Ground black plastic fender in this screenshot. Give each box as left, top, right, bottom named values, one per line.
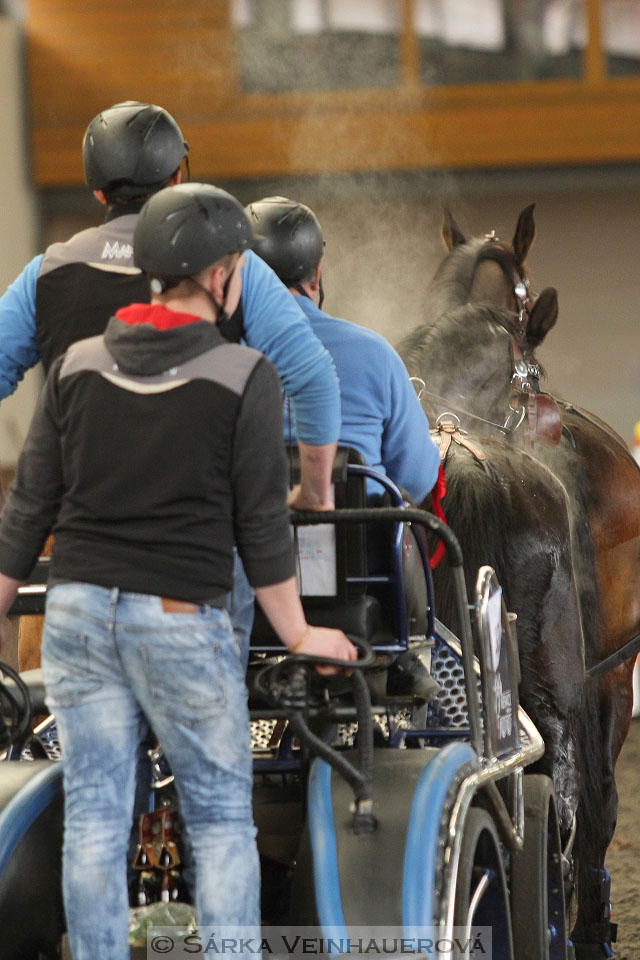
left=292, top=741, right=477, bottom=934
left=0, top=761, right=64, bottom=960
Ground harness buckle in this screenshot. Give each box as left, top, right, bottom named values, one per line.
left=503, top=405, right=526, bottom=432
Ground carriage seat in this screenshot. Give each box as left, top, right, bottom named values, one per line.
left=250, top=447, right=399, bottom=651
left=250, top=446, right=434, bottom=655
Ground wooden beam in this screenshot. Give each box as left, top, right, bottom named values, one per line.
left=584, top=0, right=606, bottom=86
left=399, top=0, right=420, bottom=90
left=30, top=80, right=640, bottom=186
left=25, top=0, right=640, bottom=186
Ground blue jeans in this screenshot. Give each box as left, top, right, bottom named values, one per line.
left=133, top=551, right=255, bottom=903
left=227, top=549, right=255, bottom=670
left=41, top=582, right=259, bottom=960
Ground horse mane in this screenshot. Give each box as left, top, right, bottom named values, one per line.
left=430, top=437, right=586, bottom=626
left=398, top=301, right=517, bottom=384
left=398, top=235, right=546, bottom=390
left=432, top=429, right=605, bottom=938
left=426, top=237, right=487, bottom=316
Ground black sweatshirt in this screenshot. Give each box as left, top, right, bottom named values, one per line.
left=0, top=303, right=295, bottom=603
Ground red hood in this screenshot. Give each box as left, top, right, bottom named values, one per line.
left=115, top=303, right=202, bottom=331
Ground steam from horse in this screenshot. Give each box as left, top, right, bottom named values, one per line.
left=398, top=205, right=639, bottom=953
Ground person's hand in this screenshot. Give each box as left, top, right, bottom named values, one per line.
left=287, top=485, right=334, bottom=512
left=292, top=626, right=358, bottom=675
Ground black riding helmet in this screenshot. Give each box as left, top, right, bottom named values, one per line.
left=82, top=101, right=189, bottom=200
left=134, top=183, right=255, bottom=279
left=245, top=196, right=324, bottom=284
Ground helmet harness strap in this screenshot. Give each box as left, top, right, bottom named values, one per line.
left=290, top=274, right=325, bottom=310
left=189, top=254, right=240, bottom=331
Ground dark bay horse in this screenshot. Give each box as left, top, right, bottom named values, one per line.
left=399, top=205, right=639, bottom=957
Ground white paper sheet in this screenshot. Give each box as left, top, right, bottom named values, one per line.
left=487, top=587, right=503, bottom=672
left=295, top=524, right=338, bottom=597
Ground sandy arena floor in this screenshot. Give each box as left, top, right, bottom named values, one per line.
left=604, top=717, right=640, bottom=959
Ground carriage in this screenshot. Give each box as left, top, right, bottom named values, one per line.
left=0, top=449, right=568, bottom=960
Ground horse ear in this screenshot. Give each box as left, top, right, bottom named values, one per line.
left=442, top=208, right=466, bottom=251
left=512, top=203, right=536, bottom=264
left=526, top=286, right=558, bottom=348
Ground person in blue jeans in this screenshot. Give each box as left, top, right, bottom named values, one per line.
left=245, top=196, right=440, bottom=506
left=0, top=102, right=341, bottom=669
left=0, top=183, right=356, bottom=960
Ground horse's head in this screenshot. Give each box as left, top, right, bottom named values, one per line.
left=400, top=204, right=560, bottom=442
left=441, top=203, right=559, bottom=351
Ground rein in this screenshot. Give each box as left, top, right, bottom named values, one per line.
left=586, top=631, right=640, bottom=680
left=417, top=387, right=512, bottom=437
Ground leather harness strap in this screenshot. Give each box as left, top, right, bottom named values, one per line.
left=480, top=240, right=564, bottom=449
left=433, top=418, right=488, bottom=464
left=509, top=338, right=563, bottom=448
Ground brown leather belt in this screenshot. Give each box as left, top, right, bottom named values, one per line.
left=160, top=597, right=199, bottom=614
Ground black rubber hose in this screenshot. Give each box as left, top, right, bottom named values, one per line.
left=290, top=506, right=464, bottom=568
left=350, top=670, right=374, bottom=802
left=255, top=643, right=375, bottom=804
left=288, top=712, right=367, bottom=800
left=0, top=661, right=32, bottom=750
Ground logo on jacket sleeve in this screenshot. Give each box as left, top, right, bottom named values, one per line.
left=101, top=240, right=134, bottom=261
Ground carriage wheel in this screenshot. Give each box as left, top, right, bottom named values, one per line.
left=454, top=807, right=514, bottom=960
left=510, top=775, right=567, bottom=960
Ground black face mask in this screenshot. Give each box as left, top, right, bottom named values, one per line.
left=218, top=299, right=245, bottom=343
left=189, top=256, right=246, bottom=342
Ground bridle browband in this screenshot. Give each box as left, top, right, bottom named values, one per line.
left=479, top=231, right=536, bottom=326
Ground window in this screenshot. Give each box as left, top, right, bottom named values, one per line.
left=604, top=0, right=640, bottom=76
left=232, top=0, right=401, bottom=92
left=414, top=0, right=587, bottom=85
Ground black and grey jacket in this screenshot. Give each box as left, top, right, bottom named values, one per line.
left=0, top=303, right=294, bottom=603
left=35, top=204, right=150, bottom=374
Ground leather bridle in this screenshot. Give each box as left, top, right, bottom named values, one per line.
left=474, top=235, right=562, bottom=446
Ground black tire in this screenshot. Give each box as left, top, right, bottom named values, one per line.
left=511, top=774, right=567, bottom=960
left=454, top=807, right=514, bottom=960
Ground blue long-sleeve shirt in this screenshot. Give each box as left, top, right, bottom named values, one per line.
left=0, top=254, right=42, bottom=398
left=240, top=252, right=340, bottom=444
left=284, top=296, right=440, bottom=504
left=0, top=239, right=341, bottom=447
